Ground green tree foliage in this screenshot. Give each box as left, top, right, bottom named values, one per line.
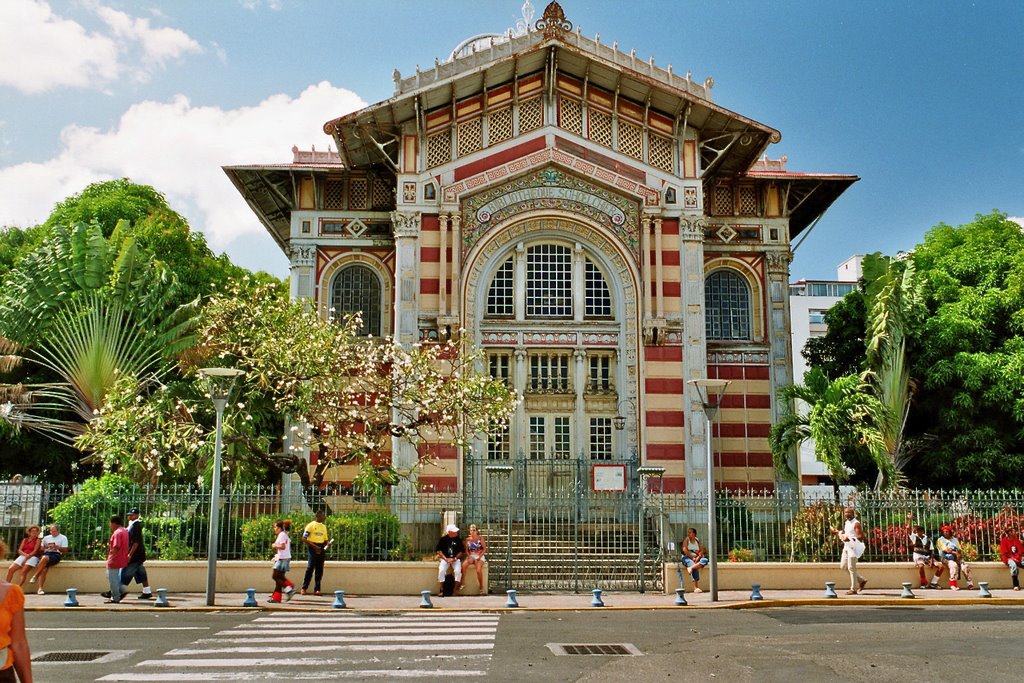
left=44, top=179, right=168, bottom=237
left=802, top=290, right=867, bottom=379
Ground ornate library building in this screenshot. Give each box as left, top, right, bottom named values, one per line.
left=226, top=2, right=856, bottom=496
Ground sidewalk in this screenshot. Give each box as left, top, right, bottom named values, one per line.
left=23, top=586, right=1024, bottom=611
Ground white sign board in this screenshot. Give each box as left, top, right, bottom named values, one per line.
left=592, top=464, right=626, bottom=493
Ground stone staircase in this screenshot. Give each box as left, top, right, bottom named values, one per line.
left=481, top=520, right=663, bottom=591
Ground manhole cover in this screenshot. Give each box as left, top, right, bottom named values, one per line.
left=35, top=652, right=110, bottom=663
left=547, top=643, right=641, bottom=656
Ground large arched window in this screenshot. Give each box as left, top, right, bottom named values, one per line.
left=330, top=265, right=382, bottom=336
left=526, top=244, right=573, bottom=318
left=705, top=269, right=751, bottom=340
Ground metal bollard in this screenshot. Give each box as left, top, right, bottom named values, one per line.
left=900, top=582, right=916, bottom=599
left=750, top=584, right=764, bottom=601
left=419, top=590, right=434, bottom=608
left=824, top=582, right=838, bottom=599
left=154, top=588, right=170, bottom=607
left=63, top=588, right=79, bottom=607
left=332, top=590, right=347, bottom=609
left=979, top=582, right=992, bottom=598
left=590, top=588, right=604, bottom=607
left=243, top=588, right=258, bottom=607
left=505, top=589, right=519, bottom=608
left=674, top=588, right=688, bottom=606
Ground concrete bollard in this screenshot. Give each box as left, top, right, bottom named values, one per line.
left=674, top=588, right=688, bottom=606
left=979, top=582, right=992, bottom=598
left=505, top=589, right=519, bottom=608
left=243, top=588, right=258, bottom=607
left=63, top=588, right=79, bottom=607
left=900, top=582, right=916, bottom=599
left=590, top=588, right=604, bottom=607
left=154, top=588, right=170, bottom=607
left=824, top=582, right=838, bottom=599
left=750, top=584, right=764, bottom=601
left=332, top=590, right=347, bottom=609
left=419, top=590, right=434, bottom=608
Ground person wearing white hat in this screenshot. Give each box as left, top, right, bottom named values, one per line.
left=435, top=524, right=465, bottom=595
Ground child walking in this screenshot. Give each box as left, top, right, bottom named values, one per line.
left=268, top=520, right=295, bottom=604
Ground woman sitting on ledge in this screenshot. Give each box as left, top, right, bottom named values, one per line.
left=681, top=527, right=710, bottom=593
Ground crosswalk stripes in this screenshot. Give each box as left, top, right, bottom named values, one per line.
left=96, top=612, right=500, bottom=681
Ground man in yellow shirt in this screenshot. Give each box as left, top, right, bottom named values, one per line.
left=300, top=510, right=329, bottom=596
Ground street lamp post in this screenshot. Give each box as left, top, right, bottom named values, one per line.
left=688, top=378, right=731, bottom=602
left=199, top=367, right=245, bottom=607
left=485, top=464, right=514, bottom=591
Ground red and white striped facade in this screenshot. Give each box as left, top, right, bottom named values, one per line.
left=225, top=2, right=856, bottom=496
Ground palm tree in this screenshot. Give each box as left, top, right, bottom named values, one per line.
left=0, top=336, right=82, bottom=443
left=0, top=221, right=197, bottom=428
left=861, top=254, right=925, bottom=488
left=770, top=368, right=895, bottom=497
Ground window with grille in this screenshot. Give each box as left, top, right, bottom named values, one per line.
left=558, top=96, right=583, bottom=136
left=618, top=120, right=643, bottom=160
left=330, top=265, right=382, bottom=336
left=553, top=416, right=571, bottom=459
left=426, top=130, right=452, bottom=168
left=648, top=133, right=674, bottom=173
left=488, top=352, right=511, bottom=386
left=323, top=178, right=344, bottom=210
left=585, top=259, right=612, bottom=318
left=587, top=354, right=613, bottom=393
left=486, top=258, right=514, bottom=317
left=526, top=244, right=572, bottom=318
left=738, top=186, right=758, bottom=215
left=713, top=185, right=733, bottom=216
left=590, top=418, right=613, bottom=460
left=457, top=117, right=483, bottom=157
left=371, top=178, right=393, bottom=210
left=488, top=107, right=513, bottom=146
left=588, top=108, right=613, bottom=148
left=519, top=97, right=543, bottom=133
left=529, top=417, right=545, bottom=459
left=348, top=178, right=368, bottom=210
left=705, top=270, right=751, bottom=341
left=529, top=353, right=570, bottom=393
left=487, top=426, right=510, bottom=459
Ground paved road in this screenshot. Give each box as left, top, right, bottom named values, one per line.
left=25, top=605, right=1024, bottom=681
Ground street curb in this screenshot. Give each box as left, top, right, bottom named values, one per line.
left=26, top=597, right=1024, bottom=613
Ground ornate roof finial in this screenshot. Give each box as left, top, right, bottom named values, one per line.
left=535, top=1, right=572, bottom=39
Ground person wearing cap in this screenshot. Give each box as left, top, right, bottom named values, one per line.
left=435, top=524, right=466, bottom=595
left=936, top=526, right=975, bottom=591
left=120, top=508, right=152, bottom=600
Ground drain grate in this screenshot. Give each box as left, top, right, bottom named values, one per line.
left=548, top=643, right=641, bottom=656
left=35, top=651, right=110, bottom=663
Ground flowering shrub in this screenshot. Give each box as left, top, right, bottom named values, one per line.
left=728, top=547, right=755, bottom=562
left=784, top=501, right=842, bottom=562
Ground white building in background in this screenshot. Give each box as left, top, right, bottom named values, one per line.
left=789, top=255, right=862, bottom=487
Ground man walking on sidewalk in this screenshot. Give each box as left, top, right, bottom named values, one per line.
left=121, top=508, right=152, bottom=600
left=105, top=516, right=129, bottom=604
left=301, top=510, right=329, bottom=596
left=831, top=507, right=867, bottom=595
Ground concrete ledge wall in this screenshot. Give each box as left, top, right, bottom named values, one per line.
left=664, top=562, right=1016, bottom=592
left=33, top=561, right=487, bottom=595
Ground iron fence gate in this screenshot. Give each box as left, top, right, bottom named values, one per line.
left=464, top=456, right=664, bottom=592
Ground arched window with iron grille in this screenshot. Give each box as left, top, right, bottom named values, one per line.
left=705, top=269, right=751, bottom=341
left=330, top=264, right=382, bottom=336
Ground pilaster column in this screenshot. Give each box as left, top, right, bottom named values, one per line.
left=680, top=218, right=709, bottom=496
left=287, top=243, right=316, bottom=304
left=438, top=214, right=449, bottom=317
left=513, top=347, right=528, bottom=458
left=451, top=213, right=462, bottom=320
left=765, top=249, right=796, bottom=492
left=390, top=210, right=422, bottom=497
left=641, top=216, right=652, bottom=321
left=654, top=217, right=665, bottom=320
left=573, top=347, right=587, bottom=457
left=572, top=243, right=585, bottom=323
left=514, top=242, right=527, bottom=322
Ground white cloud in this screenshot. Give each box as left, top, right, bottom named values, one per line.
left=0, top=82, right=366, bottom=251
left=0, top=0, right=201, bottom=94
left=239, top=0, right=284, bottom=10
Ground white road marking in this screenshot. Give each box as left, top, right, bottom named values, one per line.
left=138, top=657, right=483, bottom=667
left=30, top=627, right=209, bottom=631
left=219, top=627, right=496, bottom=635
left=167, top=646, right=490, bottom=657
left=99, top=670, right=488, bottom=680
left=219, top=629, right=496, bottom=638
left=188, top=642, right=495, bottom=650
left=250, top=618, right=498, bottom=626
left=202, top=634, right=493, bottom=643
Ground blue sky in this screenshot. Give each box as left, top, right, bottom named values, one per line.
left=1, top=0, right=1021, bottom=280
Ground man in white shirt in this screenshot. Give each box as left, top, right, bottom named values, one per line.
left=831, top=507, right=867, bottom=595
left=29, top=524, right=69, bottom=595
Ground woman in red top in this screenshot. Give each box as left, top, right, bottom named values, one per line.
left=999, top=529, right=1024, bottom=591
left=4, top=526, right=41, bottom=586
